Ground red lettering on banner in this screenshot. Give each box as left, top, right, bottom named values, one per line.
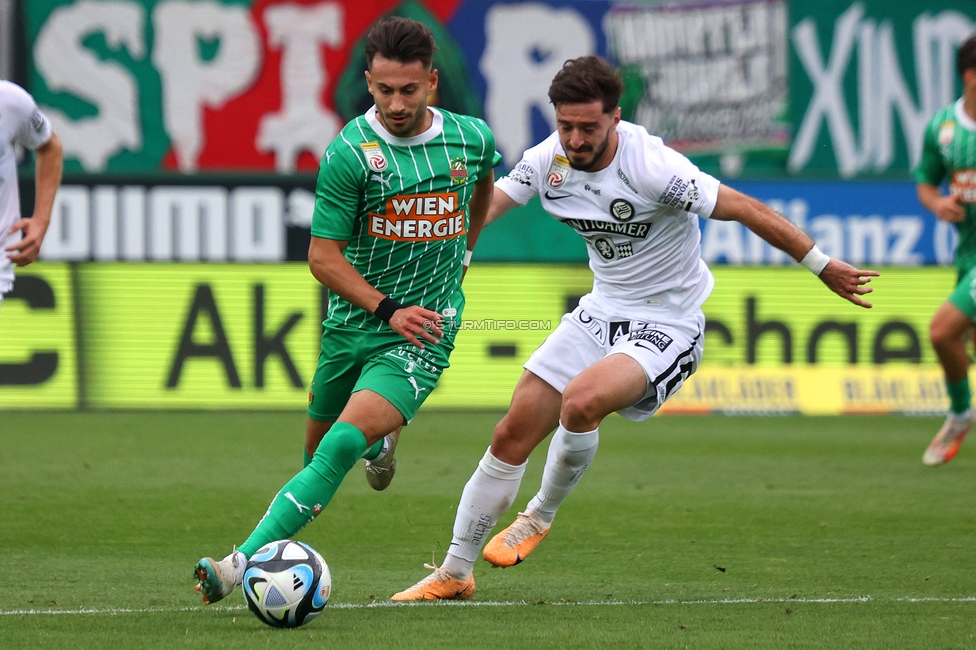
left=162, top=0, right=461, bottom=172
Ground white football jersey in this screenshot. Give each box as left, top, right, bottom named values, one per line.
left=0, top=81, right=52, bottom=294
left=496, top=120, right=720, bottom=319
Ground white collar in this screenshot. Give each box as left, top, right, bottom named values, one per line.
left=365, top=105, right=444, bottom=145
left=954, top=98, right=976, bottom=132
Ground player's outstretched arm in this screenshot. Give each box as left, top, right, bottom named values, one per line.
left=710, top=184, right=879, bottom=308
left=6, top=132, right=62, bottom=267
left=308, top=236, right=443, bottom=349
left=484, top=185, right=520, bottom=228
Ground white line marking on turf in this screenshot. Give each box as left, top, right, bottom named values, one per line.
left=2, top=595, right=975, bottom=616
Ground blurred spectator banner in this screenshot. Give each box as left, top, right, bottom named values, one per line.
left=22, top=0, right=976, bottom=179
left=0, top=264, right=959, bottom=412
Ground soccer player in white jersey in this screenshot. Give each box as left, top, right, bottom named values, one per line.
left=0, top=80, right=62, bottom=306
left=393, top=56, right=878, bottom=601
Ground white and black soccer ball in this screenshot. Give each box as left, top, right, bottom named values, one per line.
left=242, top=540, right=331, bottom=628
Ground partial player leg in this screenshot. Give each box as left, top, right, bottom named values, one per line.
left=194, top=390, right=403, bottom=605
left=925, top=299, right=974, bottom=465
left=391, top=371, right=561, bottom=600
left=236, top=389, right=403, bottom=554
left=363, top=426, right=401, bottom=490
left=484, top=354, right=647, bottom=568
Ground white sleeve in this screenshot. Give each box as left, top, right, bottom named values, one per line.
left=2, top=82, right=52, bottom=150
left=644, top=142, right=721, bottom=219
left=494, top=148, right=543, bottom=206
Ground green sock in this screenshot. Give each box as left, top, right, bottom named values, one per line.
left=363, top=437, right=385, bottom=461
left=238, top=422, right=368, bottom=557
left=303, top=450, right=312, bottom=468
left=947, top=377, right=972, bottom=415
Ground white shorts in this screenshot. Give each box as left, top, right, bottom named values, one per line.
left=524, top=305, right=705, bottom=421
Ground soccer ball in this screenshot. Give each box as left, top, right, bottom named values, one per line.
left=242, top=540, right=331, bottom=628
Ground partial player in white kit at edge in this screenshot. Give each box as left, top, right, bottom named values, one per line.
left=0, top=80, right=62, bottom=306
left=392, top=56, right=879, bottom=601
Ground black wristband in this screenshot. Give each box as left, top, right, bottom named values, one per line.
left=374, top=297, right=405, bottom=323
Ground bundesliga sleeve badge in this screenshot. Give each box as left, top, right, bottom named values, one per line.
left=546, top=154, right=571, bottom=189
left=360, top=141, right=388, bottom=172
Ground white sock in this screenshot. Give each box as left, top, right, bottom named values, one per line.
left=441, top=448, right=526, bottom=578
left=526, top=422, right=599, bottom=525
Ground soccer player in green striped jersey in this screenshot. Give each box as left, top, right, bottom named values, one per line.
left=918, top=34, right=976, bottom=466
left=193, top=17, right=500, bottom=605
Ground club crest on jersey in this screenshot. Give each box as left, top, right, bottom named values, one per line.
left=938, top=121, right=956, bottom=148
left=593, top=236, right=617, bottom=261
left=546, top=154, right=571, bottom=189
left=450, top=157, right=468, bottom=185
left=360, top=141, right=388, bottom=172
left=369, top=192, right=466, bottom=241
left=609, top=199, right=635, bottom=222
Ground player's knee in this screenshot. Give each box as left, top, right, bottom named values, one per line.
left=930, top=318, right=956, bottom=349
left=559, top=385, right=603, bottom=431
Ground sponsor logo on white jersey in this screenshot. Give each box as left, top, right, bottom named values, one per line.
left=508, top=161, right=534, bottom=186
left=629, top=328, right=674, bottom=351
left=659, top=175, right=700, bottom=211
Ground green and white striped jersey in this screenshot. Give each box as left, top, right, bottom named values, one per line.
left=916, top=99, right=976, bottom=273
left=312, top=106, right=500, bottom=329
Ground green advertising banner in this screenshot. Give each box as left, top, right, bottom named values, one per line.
left=786, top=0, right=974, bottom=178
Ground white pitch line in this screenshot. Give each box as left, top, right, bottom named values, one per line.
left=3, top=595, right=976, bottom=616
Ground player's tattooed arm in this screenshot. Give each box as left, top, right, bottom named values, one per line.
left=711, top=184, right=879, bottom=309
left=308, top=236, right=443, bottom=348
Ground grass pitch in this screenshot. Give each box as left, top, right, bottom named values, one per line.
left=1, top=411, right=975, bottom=648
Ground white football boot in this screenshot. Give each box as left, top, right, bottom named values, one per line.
left=364, top=428, right=401, bottom=491
left=923, top=410, right=974, bottom=466
left=194, top=549, right=246, bottom=605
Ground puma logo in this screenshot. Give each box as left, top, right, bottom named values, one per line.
left=284, top=492, right=311, bottom=516
left=407, top=376, right=426, bottom=400
left=372, top=173, right=393, bottom=190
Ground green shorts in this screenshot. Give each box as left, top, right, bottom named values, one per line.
left=949, top=267, right=976, bottom=320
left=307, top=296, right=463, bottom=423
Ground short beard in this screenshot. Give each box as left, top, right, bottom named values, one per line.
left=568, top=131, right=611, bottom=171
